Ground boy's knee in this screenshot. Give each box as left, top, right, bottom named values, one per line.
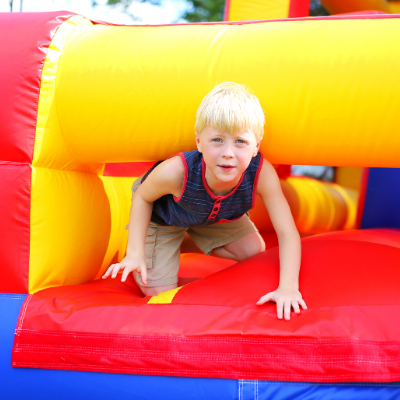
left=236, top=234, right=265, bottom=261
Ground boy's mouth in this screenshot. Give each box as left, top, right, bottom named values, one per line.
left=218, top=165, right=234, bottom=171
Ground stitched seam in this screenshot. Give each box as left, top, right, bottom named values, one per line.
left=15, top=329, right=400, bottom=346
left=0, top=295, right=26, bottom=299
left=13, top=346, right=400, bottom=362
left=11, top=362, right=400, bottom=380
left=17, top=295, right=32, bottom=330
left=13, top=352, right=400, bottom=364
left=0, top=161, right=31, bottom=166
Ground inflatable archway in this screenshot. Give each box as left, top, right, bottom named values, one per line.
left=1, top=10, right=400, bottom=400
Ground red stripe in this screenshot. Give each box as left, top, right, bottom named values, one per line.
left=275, top=164, right=291, bottom=179
left=103, top=162, right=156, bottom=177
left=288, top=0, right=310, bottom=18
left=223, top=0, right=231, bottom=21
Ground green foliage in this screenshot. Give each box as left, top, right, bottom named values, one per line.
left=181, top=0, right=225, bottom=22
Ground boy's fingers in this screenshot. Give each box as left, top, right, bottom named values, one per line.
left=284, top=302, right=291, bottom=320
left=103, top=265, right=112, bottom=278
left=102, top=265, right=115, bottom=278
left=292, top=301, right=301, bottom=314
left=276, top=301, right=284, bottom=319
left=111, top=264, right=121, bottom=278
left=299, top=299, right=308, bottom=310
left=257, top=293, right=273, bottom=305
left=140, top=264, right=147, bottom=285
left=121, top=266, right=131, bottom=282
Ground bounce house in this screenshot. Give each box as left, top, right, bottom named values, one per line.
left=1, top=1, right=400, bottom=399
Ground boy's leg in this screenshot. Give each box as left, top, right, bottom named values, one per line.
left=210, top=231, right=265, bottom=261
left=132, top=222, right=187, bottom=296
left=188, top=213, right=265, bottom=261
left=128, top=176, right=186, bottom=296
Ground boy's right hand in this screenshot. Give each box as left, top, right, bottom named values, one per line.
left=102, top=255, right=148, bottom=285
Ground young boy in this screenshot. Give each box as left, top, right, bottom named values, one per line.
left=103, top=82, right=306, bottom=320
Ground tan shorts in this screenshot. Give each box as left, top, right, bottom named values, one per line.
left=129, top=176, right=258, bottom=287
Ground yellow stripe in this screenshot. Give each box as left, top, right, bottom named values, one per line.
left=147, top=286, right=184, bottom=304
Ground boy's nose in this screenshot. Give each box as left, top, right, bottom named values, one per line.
left=222, top=145, right=234, bottom=158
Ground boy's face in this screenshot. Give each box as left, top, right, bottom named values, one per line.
left=195, top=127, right=261, bottom=186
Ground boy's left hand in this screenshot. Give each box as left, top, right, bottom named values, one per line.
left=256, top=287, right=307, bottom=320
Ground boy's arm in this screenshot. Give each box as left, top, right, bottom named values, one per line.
left=255, top=159, right=307, bottom=320
left=102, top=156, right=185, bottom=284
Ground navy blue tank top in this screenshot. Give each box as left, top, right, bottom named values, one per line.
left=141, top=150, right=263, bottom=228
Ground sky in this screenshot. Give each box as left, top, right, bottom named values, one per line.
left=1, top=0, right=189, bottom=24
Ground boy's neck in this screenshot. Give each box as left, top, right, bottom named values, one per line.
left=204, top=167, right=242, bottom=197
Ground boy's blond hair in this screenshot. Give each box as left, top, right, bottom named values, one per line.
left=195, top=82, right=265, bottom=141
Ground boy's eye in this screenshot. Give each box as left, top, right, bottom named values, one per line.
left=236, top=139, right=246, bottom=144
left=212, top=138, right=223, bottom=143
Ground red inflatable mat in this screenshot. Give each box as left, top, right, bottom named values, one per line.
left=12, top=229, right=400, bottom=382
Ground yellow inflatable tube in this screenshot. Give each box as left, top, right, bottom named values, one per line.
left=250, top=178, right=358, bottom=234
left=56, top=18, right=400, bottom=167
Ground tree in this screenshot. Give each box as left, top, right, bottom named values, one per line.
left=181, top=0, right=224, bottom=22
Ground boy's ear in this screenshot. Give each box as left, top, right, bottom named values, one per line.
left=253, top=139, right=261, bottom=157
left=195, top=131, right=202, bottom=153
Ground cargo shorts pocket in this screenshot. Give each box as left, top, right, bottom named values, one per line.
left=144, top=226, right=157, bottom=270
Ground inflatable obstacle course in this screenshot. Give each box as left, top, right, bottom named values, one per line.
left=1, top=8, right=400, bottom=400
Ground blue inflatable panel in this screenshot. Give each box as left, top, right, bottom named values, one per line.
left=361, top=167, right=400, bottom=229
left=239, top=380, right=400, bottom=400
left=0, top=294, right=236, bottom=400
